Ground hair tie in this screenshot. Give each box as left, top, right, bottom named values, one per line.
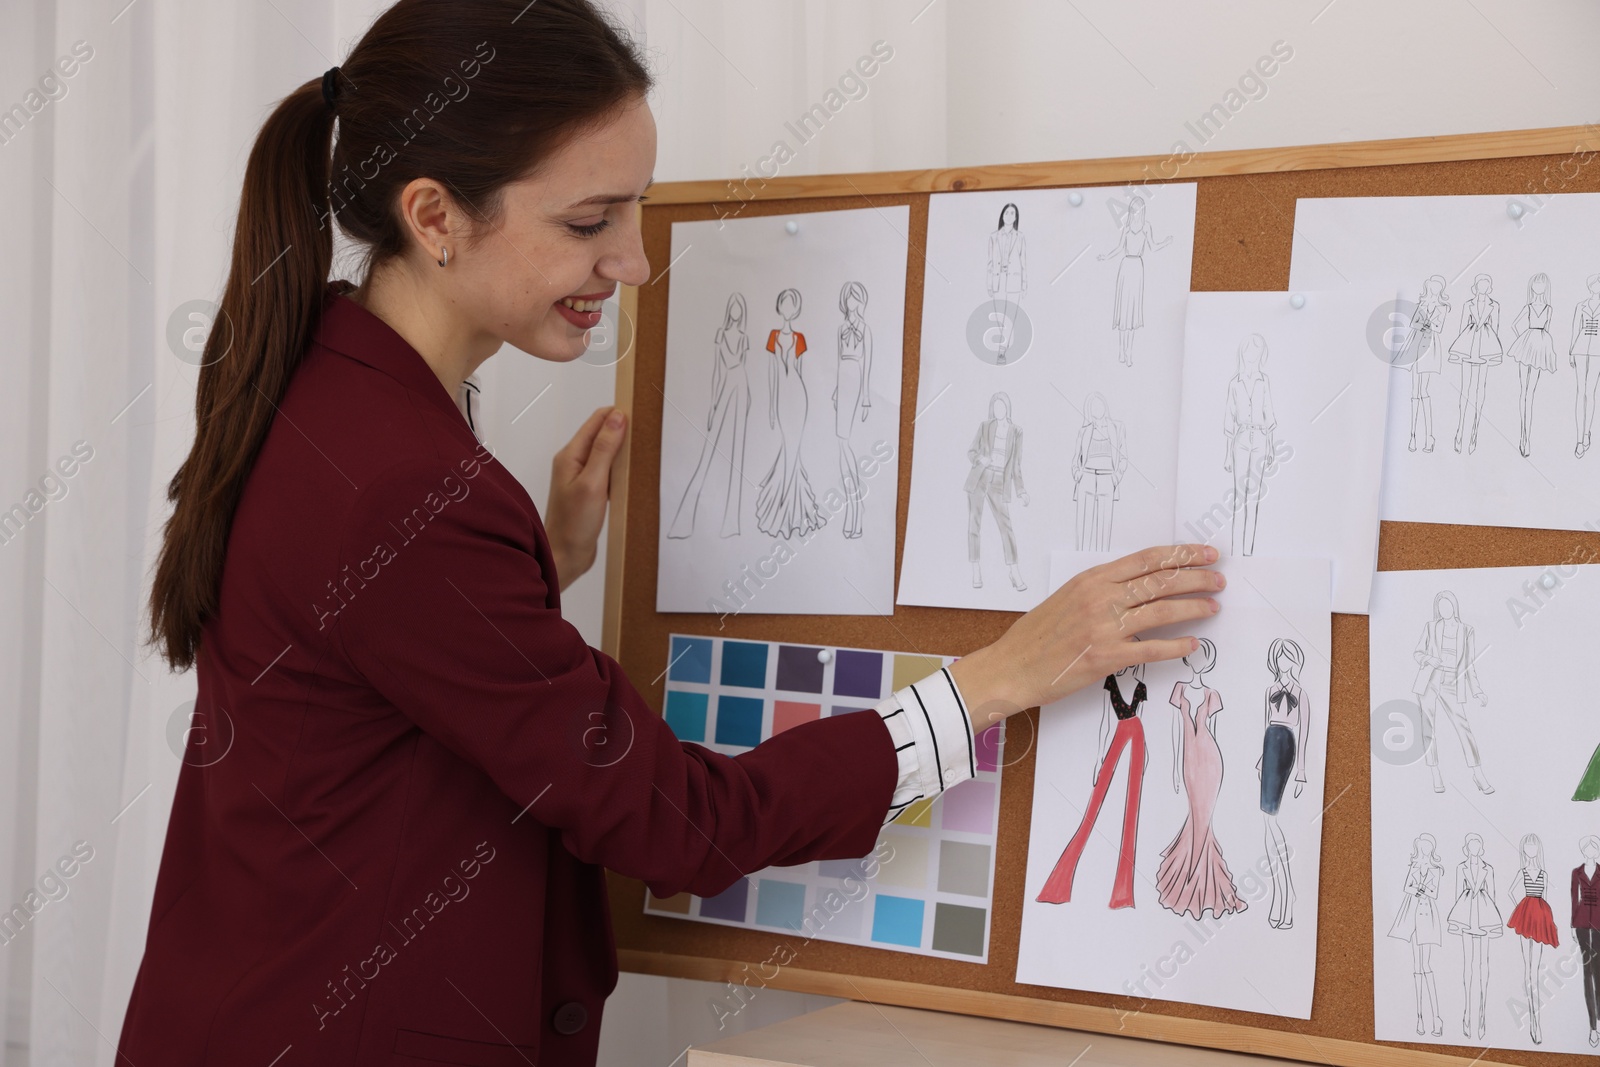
left=321, top=66, right=341, bottom=111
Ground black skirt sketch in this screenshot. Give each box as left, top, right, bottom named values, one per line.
left=964, top=391, right=1028, bottom=592
left=1222, top=334, right=1276, bottom=556
left=1446, top=833, right=1503, bottom=1042
left=1410, top=590, right=1494, bottom=795
left=1256, top=638, right=1308, bottom=930
left=832, top=282, right=872, bottom=539
left=1097, top=195, right=1172, bottom=367
left=1400, top=275, right=1450, bottom=453
left=1070, top=393, right=1126, bottom=551
left=1448, top=274, right=1501, bottom=455
left=986, top=203, right=1026, bottom=363
left=754, top=288, right=826, bottom=539
left=668, top=293, right=751, bottom=539
left=1571, top=275, right=1600, bottom=458
left=1388, top=834, right=1444, bottom=1037
left=1505, top=274, right=1555, bottom=458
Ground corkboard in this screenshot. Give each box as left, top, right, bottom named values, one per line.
left=602, top=127, right=1600, bottom=1067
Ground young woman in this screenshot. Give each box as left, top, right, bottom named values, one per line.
left=832, top=281, right=872, bottom=538
left=1097, top=194, right=1173, bottom=366
left=1571, top=274, right=1600, bottom=457
left=986, top=202, right=1026, bottom=362
left=1223, top=333, right=1277, bottom=556
left=1447, top=273, right=1502, bottom=454
left=667, top=292, right=750, bottom=538
left=1505, top=273, right=1556, bottom=457
left=1447, top=832, right=1503, bottom=1041
left=1256, top=637, right=1309, bottom=930
left=1387, top=833, right=1444, bottom=1037
left=119, top=2, right=1223, bottom=1064
left=1399, top=275, right=1449, bottom=452
left=755, top=287, right=825, bottom=537
left=1506, top=832, right=1558, bottom=1044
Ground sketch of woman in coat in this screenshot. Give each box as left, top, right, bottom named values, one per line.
left=1037, top=659, right=1148, bottom=909
left=1256, top=638, right=1307, bottom=930
left=668, top=292, right=751, bottom=539
left=1505, top=273, right=1556, bottom=457
left=965, top=392, right=1029, bottom=591
left=1506, top=833, right=1559, bottom=1045
left=1223, top=334, right=1276, bottom=556
left=754, top=288, right=826, bottom=539
left=1097, top=195, right=1173, bottom=366
left=1399, top=275, right=1450, bottom=453
left=1574, top=835, right=1600, bottom=1047
left=1570, top=273, right=1600, bottom=458
left=1447, top=832, right=1503, bottom=1041
left=1411, top=590, right=1493, bottom=795
left=1070, top=392, right=1127, bottom=551
left=1156, top=638, right=1246, bottom=920
left=1388, top=833, right=1444, bottom=1037
left=831, top=281, right=872, bottom=539
left=986, top=203, right=1026, bottom=363
left=1448, top=273, right=1502, bottom=454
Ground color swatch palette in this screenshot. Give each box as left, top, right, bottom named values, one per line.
left=646, top=634, right=1005, bottom=963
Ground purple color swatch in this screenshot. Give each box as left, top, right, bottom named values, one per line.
left=832, top=649, right=884, bottom=699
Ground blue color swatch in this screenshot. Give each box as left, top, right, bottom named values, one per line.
left=668, top=636, right=712, bottom=683
left=664, top=690, right=708, bottom=742
left=754, top=879, right=807, bottom=931
left=870, top=894, right=925, bottom=947
left=714, top=695, right=765, bottom=748
left=720, top=641, right=769, bottom=689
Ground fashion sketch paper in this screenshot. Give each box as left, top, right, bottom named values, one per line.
left=1289, top=193, right=1600, bottom=533
left=1175, top=290, right=1395, bottom=614
left=1016, top=551, right=1331, bottom=1019
left=656, top=207, right=909, bottom=615
left=1370, top=565, right=1600, bottom=1056
left=898, top=184, right=1197, bottom=611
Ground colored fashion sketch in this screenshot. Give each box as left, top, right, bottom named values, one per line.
left=1037, top=663, right=1148, bottom=909
left=1098, top=194, right=1173, bottom=366
left=1222, top=334, right=1277, bottom=556
left=1575, top=739, right=1600, bottom=801
left=1506, top=833, right=1559, bottom=1045
left=1070, top=393, right=1126, bottom=551
left=1448, top=274, right=1502, bottom=455
left=668, top=293, right=751, bottom=538
left=831, top=281, right=872, bottom=539
left=1388, top=833, right=1445, bottom=1037
left=1572, top=274, right=1600, bottom=458
left=1411, top=590, right=1494, bottom=795
left=1505, top=273, right=1556, bottom=457
left=1399, top=275, right=1450, bottom=454
left=964, top=392, right=1029, bottom=592
left=1157, top=638, right=1246, bottom=920
left=1575, top=836, right=1600, bottom=1047
left=754, top=288, right=826, bottom=539
left=1446, top=832, right=1503, bottom=1042
left=986, top=203, right=1026, bottom=363
left=1257, top=638, right=1308, bottom=930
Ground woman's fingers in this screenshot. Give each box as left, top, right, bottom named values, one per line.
left=1096, top=543, right=1217, bottom=585
left=1113, top=594, right=1219, bottom=637
left=1120, top=635, right=1203, bottom=667
left=1115, top=563, right=1223, bottom=610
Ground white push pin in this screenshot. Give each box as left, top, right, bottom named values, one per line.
left=1290, top=293, right=1306, bottom=309
left=784, top=219, right=799, bottom=235
left=1508, top=200, right=1525, bottom=221
left=1068, top=191, right=1083, bottom=207
left=1540, top=571, right=1558, bottom=590
left=816, top=648, right=833, bottom=665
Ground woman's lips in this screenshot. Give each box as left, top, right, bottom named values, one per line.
left=556, top=292, right=610, bottom=329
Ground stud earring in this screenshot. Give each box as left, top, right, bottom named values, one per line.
left=438, top=247, right=449, bottom=267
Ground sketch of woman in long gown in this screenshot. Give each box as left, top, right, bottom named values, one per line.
left=1506, top=833, right=1559, bottom=1045
left=1399, top=275, right=1450, bottom=453
left=1156, top=638, right=1246, bottom=920
left=986, top=203, right=1026, bottom=363
left=1223, top=334, right=1276, bottom=556
left=1506, top=273, right=1556, bottom=457
left=1388, top=833, right=1444, bottom=1037
left=1447, top=832, right=1503, bottom=1041
left=1070, top=392, right=1126, bottom=551
left=831, top=281, right=872, bottom=539
left=1097, top=195, right=1173, bottom=366
left=1411, top=590, right=1494, bottom=795
left=1448, top=273, right=1502, bottom=454
left=1570, top=273, right=1600, bottom=458
left=964, top=392, right=1029, bottom=591
left=754, top=288, right=826, bottom=539
left=668, top=293, right=750, bottom=539
left=1257, top=638, right=1308, bottom=930
left=1037, top=660, right=1148, bottom=909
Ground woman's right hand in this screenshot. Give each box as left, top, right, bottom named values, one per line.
left=949, top=544, right=1221, bottom=736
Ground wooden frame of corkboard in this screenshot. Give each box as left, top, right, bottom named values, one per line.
left=598, top=124, right=1600, bottom=1067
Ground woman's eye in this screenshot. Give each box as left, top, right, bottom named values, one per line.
left=568, top=217, right=609, bottom=238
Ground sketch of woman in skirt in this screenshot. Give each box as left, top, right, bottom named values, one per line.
left=668, top=292, right=750, bottom=539
left=986, top=203, right=1026, bottom=363
left=1256, top=638, right=1308, bottom=930
left=831, top=282, right=872, bottom=539
left=1506, top=273, right=1556, bottom=457
left=1507, top=833, right=1559, bottom=1045
left=1399, top=275, right=1450, bottom=453
left=1223, top=334, right=1277, bottom=556
left=1070, top=392, right=1126, bottom=551
left=754, top=288, right=826, bottom=539
left=1097, top=195, right=1173, bottom=367
left=1448, top=273, right=1502, bottom=454
left=1388, top=833, right=1444, bottom=1037
left=1447, top=832, right=1503, bottom=1041
left=1570, top=273, right=1600, bottom=458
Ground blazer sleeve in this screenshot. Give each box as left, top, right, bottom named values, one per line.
left=332, top=458, right=899, bottom=900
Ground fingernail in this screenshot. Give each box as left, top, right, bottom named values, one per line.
left=1190, top=636, right=1200, bottom=650
left=1214, top=571, right=1226, bottom=590
left=607, top=410, right=625, bottom=428
left=1210, top=598, right=1220, bottom=613
left=1204, top=545, right=1219, bottom=562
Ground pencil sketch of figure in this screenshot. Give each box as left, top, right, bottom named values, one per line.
left=754, top=288, right=826, bottom=539
left=1573, top=835, right=1600, bottom=1048
left=1571, top=273, right=1600, bottom=458
left=1097, top=194, right=1173, bottom=366
left=668, top=293, right=751, bottom=539
left=1411, top=590, right=1494, bottom=795
left=1257, top=638, right=1308, bottom=930
left=964, top=391, right=1029, bottom=592
left=986, top=203, right=1026, bottom=363
left=1447, top=832, right=1503, bottom=1042
left=1399, top=275, right=1450, bottom=453
left=1505, top=273, right=1556, bottom=457
left=831, top=282, right=872, bottom=539
left=1506, top=833, right=1559, bottom=1045
left=1448, top=273, right=1502, bottom=454
left=1388, top=833, right=1445, bottom=1037
left=1223, top=333, right=1277, bottom=556
left=1070, top=392, right=1127, bottom=551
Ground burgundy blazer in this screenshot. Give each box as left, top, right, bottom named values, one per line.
left=1575, top=864, right=1600, bottom=930
left=117, top=281, right=898, bottom=1066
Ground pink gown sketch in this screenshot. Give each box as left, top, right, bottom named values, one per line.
left=1156, top=680, right=1247, bottom=920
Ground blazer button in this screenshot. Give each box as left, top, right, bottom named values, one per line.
left=552, top=1001, right=588, bottom=1035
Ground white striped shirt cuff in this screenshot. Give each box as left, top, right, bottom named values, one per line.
left=872, top=666, right=977, bottom=825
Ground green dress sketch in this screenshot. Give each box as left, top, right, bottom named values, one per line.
left=1576, top=742, right=1600, bottom=801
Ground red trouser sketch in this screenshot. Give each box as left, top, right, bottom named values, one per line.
left=1038, top=716, right=1146, bottom=909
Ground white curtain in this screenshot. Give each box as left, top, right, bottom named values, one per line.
left=2, top=0, right=1594, bottom=1064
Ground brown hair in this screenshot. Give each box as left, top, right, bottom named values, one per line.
left=147, top=0, right=651, bottom=670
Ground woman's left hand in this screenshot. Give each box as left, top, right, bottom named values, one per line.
left=544, top=406, right=629, bottom=590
